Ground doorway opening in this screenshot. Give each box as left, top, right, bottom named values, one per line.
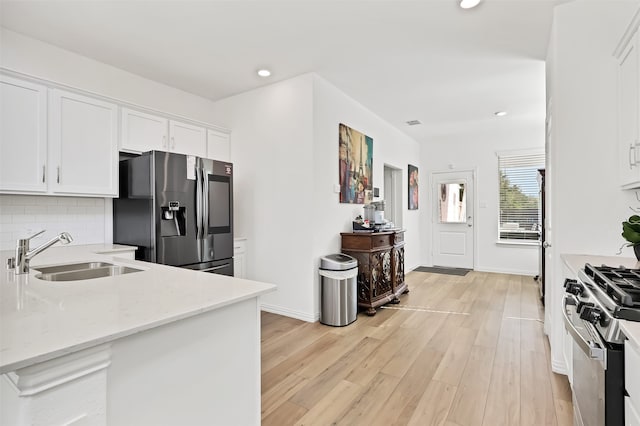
left=383, top=165, right=402, bottom=229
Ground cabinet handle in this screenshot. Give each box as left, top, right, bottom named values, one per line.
left=42, top=165, right=46, bottom=183
left=171, top=136, right=175, bottom=149
left=57, top=166, right=60, bottom=184
left=630, top=144, right=636, bottom=168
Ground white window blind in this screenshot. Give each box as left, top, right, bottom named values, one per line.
left=498, top=152, right=545, bottom=241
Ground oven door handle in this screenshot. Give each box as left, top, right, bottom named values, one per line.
left=562, top=295, right=606, bottom=364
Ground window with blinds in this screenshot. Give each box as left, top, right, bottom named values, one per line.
left=498, top=152, right=545, bottom=241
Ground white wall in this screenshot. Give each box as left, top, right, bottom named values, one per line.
left=210, top=73, right=422, bottom=321
left=0, top=29, right=218, bottom=124
left=545, top=0, right=640, bottom=374
left=311, top=75, right=422, bottom=315
left=209, top=74, right=317, bottom=320
left=420, top=84, right=546, bottom=276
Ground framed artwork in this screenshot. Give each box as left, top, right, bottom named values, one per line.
left=338, top=123, right=373, bottom=204
left=408, top=164, right=419, bottom=210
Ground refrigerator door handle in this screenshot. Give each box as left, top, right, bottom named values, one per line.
left=203, top=168, right=209, bottom=237
left=195, top=164, right=203, bottom=241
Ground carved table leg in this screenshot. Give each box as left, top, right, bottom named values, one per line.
left=366, top=307, right=377, bottom=316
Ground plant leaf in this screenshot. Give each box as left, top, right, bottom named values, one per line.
left=623, top=222, right=640, bottom=244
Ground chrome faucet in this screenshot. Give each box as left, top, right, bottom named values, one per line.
left=10, top=230, right=73, bottom=274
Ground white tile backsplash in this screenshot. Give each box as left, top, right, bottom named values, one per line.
left=0, top=195, right=110, bottom=250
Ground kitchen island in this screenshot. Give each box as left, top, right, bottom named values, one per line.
left=0, top=244, right=276, bottom=426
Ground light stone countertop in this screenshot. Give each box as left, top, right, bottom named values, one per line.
left=0, top=244, right=276, bottom=373
left=560, top=253, right=640, bottom=277
left=561, top=253, right=640, bottom=348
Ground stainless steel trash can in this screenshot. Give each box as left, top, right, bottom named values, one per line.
left=319, top=253, right=358, bottom=326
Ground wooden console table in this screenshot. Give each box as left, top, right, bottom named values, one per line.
left=341, top=230, right=407, bottom=315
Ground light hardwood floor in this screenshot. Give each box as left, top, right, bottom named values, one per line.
left=261, top=270, right=573, bottom=426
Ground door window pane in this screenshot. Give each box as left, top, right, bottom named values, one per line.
left=439, top=182, right=467, bottom=223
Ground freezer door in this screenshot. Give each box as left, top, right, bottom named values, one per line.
left=154, top=151, right=201, bottom=266
left=201, top=158, right=233, bottom=262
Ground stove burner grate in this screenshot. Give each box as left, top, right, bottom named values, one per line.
left=585, top=263, right=640, bottom=309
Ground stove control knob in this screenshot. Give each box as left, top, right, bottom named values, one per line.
left=580, top=307, right=603, bottom=325
left=564, top=280, right=584, bottom=297
left=577, top=302, right=594, bottom=314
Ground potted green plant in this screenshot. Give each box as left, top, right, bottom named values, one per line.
left=622, top=215, right=640, bottom=259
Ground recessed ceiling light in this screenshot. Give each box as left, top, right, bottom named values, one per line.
left=257, top=69, right=271, bottom=77
left=406, top=120, right=422, bottom=126
left=494, top=111, right=508, bottom=117
left=460, top=0, right=481, bottom=9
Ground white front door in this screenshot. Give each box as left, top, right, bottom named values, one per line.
left=432, top=170, right=474, bottom=269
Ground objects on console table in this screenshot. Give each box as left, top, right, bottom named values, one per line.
left=341, top=230, right=406, bottom=315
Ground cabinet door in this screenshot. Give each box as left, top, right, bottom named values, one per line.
left=233, top=239, right=246, bottom=278
left=619, top=30, right=640, bottom=188
left=121, top=108, right=168, bottom=153
left=50, top=89, right=118, bottom=196
left=0, top=76, right=48, bottom=193
left=169, top=120, right=206, bottom=157
left=207, top=129, right=230, bottom=161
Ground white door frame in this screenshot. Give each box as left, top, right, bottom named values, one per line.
left=429, top=168, right=478, bottom=269
left=383, top=163, right=403, bottom=229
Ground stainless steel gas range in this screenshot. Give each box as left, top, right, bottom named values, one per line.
left=563, top=263, right=640, bottom=426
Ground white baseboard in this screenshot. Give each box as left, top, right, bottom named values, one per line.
left=473, top=266, right=538, bottom=277
left=551, top=357, right=568, bottom=376
left=260, top=303, right=318, bottom=323
left=406, top=264, right=420, bottom=273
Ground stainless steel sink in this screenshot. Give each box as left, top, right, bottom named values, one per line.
left=34, top=262, right=143, bottom=282
left=34, top=262, right=115, bottom=274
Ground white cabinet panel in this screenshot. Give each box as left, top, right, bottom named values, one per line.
left=234, top=238, right=246, bottom=279
left=616, top=10, right=640, bottom=190
left=627, top=396, right=640, bottom=426
left=619, top=30, right=640, bottom=188
left=169, top=120, right=206, bottom=157
left=207, top=129, right=230, bottom=161
left=0, top=76, right=48, bottom=193
left=627, top=338, right=640, bottom=418
left=50, top=89, right=118, bottom=196
left=121, top=108, right=168, bottom=153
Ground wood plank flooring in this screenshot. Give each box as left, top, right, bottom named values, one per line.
left=261, top=270, right=572, bottom=426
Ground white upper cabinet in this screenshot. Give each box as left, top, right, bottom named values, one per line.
left=121, top=110, right=208, bottom=158
left=121, top=108, right=168, bottom=153
left=207, top=129, right=231, bottom=161
left=169, top=119, right=207, bottom=157
left=616, top=11, right=640, bottom=189
left=49, top=89, right=118, bottom=196
left=0, top=76, right=48, bottom=193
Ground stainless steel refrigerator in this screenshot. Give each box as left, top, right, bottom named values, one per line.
left=113, top=151, right=234, bottom=276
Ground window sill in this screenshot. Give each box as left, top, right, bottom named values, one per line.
left=495, top=240, right=540, bottom=247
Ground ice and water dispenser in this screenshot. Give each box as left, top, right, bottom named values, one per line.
left=161, top=201, right=186, bottom=237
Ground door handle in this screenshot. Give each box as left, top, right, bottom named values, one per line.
left=543, top=241, right=551, bottom=248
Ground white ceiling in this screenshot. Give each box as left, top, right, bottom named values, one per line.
left=0, top=0, right=572, bottom=143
